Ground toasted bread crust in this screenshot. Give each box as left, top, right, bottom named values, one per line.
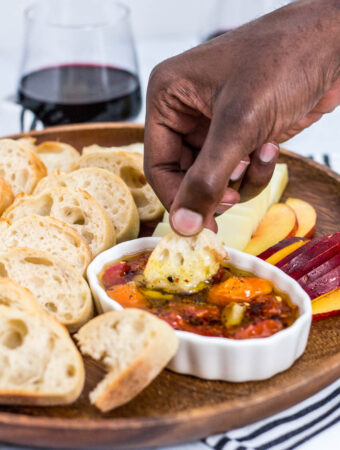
left=0, top=177, right=14, bottom=215
left=0, top=247, right=93, bottom=331
left=0, top=215, right=92, bottom=275
left=34, top=168, right=139, bottom=243
left=76, top=309, right=178, bottom=412
left=34, top=141, right=80, bottom=173
left=71, top=150, right=164, bottom=222
left=0, top=307, right=85, bottom=406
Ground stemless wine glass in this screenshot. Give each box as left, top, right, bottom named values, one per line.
left=17, top=0, right=142, bottom=126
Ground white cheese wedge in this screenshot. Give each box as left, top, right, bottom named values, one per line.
left=154, top=163, right=288, bottom=251
left=269, top=163, right=288, bottom=204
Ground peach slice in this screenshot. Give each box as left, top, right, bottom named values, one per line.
left=244, top=203, right=297, bottom=256
left=312, top=288, right=340, bottom=321
left=286, top=198, right=317, bottom=238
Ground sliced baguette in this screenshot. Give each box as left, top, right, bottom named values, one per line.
left=0, top=177, right=14, bottom=215
left=82, top=142, right=144, bottom=155
left=0, top=139, right=46, bottom=194
left=0, top=247, right=93, bottom=332
left=76, top=309, right=178, bottom=412
left=16, top=137, right=37, bottom=152
left=144, top=229, right=227, bottom=293
left=71, top=150, right=164, bottom=221
left=33, top=168, right=139, bottom=243
left=0, top=278, right=43, bottom=313
left=3, top=187, right=115, bottom=257
left=0, top=216, right=92, bottom=275
left=0, top=306, right=84, bottom=405
left=34, top=141, right=80, bottom=173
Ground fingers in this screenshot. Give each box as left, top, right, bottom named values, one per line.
left=169, top=106, right=245, bottom=236
left=238, top=143, right=279, bottom=202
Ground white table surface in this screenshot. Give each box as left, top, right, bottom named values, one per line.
left=0, top=34, right=338, bottom=450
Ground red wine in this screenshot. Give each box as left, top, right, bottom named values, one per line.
left=18, top=64, right=142, bottom=126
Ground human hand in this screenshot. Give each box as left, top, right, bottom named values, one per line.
left=144, top=0, right=340, bottom=236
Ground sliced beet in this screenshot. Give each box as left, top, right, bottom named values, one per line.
left=304, top=266, right=340, bottom=300
left=257, top=237, right=307, bottom=260
left=299, top=253, right=340, bottom=287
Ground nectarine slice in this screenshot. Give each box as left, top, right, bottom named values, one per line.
left=312, top=288, right=340, bottom=321
left=244, top=203, right=297, bottom=256
left=286, top=198, right=317, bottom=239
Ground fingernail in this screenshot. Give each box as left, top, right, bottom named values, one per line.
left=171, top=208, right=203, bottom=236
left=230, top=160, right=250, bottom=181
left=259, top=143, right=279, bottom=163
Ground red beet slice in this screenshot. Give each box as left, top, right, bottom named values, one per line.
left=257, top=237, right=307, bottom=260
left=299, top=253, right=340, bottom=287
left=304, top=266, right=340, bottom=300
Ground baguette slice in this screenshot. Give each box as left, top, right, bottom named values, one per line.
left=0, top=216, right=92, bottom=275
left=71, top=150, right=164, bottom=221
left=144, top=229, right=227, bottom=293
left=76, top=309, right=178, bottom=412
left=34, top=141, right=80, bottom=173
left=0, top=177, right=14, bottom=215
left=0, top=278, right=43, bottom=313
left=0, top=247, right=93, bottom=332
left=0, top=139, right=46, bottom=194
left=82, top=142, right=144, bottom=155
left=16, top=137, right=37, bottom=152
left=34, top=168, right=139, bottom=243
left=3, top=187, right=115, bottom=257
left=0, top=306, right=84, bottom=405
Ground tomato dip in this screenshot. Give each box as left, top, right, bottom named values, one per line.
left=99, top=251, right=298, bottom=339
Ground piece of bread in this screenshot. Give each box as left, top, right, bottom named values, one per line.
left=0, top=277, right=43, bottom=313
left=76, top=308, right=178, bottom=412
left=16, top=137, right=37, bottom=152
left=33, top=141, right=80, bottom=173
left=0, top=216, right=92, bottom=275
left=0, top=247, right=93, bottom=332
left=70, top=150, right=164, bottom=221
left=33, top=168, right=139, bottom=243
left=0, top=177, right=14, bottom=215
left=144, top=229, right=227, bottom=293
left=0, top=139, right=46, bottom=195
left=82, top=142, right=144, bottom=156
left=3, top=187, right=115, bottom=257
left=0, top=306, right=85, bottom=405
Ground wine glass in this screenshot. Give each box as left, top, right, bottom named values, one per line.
left=17, top=0, right=142, bottom=127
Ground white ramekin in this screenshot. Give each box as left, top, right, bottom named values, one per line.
left=87, top=237, right=312, bottom=382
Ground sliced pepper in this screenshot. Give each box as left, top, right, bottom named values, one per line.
left=208, top=277, right=272, bottom=305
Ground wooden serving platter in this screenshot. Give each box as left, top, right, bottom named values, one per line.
left=2, top=123, right=340, bottom=449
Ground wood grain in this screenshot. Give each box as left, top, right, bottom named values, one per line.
left=3, top=123, right=340, bottom=449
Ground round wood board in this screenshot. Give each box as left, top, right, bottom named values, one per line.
left=2, top=123, right=340, bottom=449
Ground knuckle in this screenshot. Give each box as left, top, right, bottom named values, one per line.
left=186, top=171, right=219, bottom=203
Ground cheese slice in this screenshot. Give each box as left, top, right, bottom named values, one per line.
left=155, top=163, right=288, bottom=251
